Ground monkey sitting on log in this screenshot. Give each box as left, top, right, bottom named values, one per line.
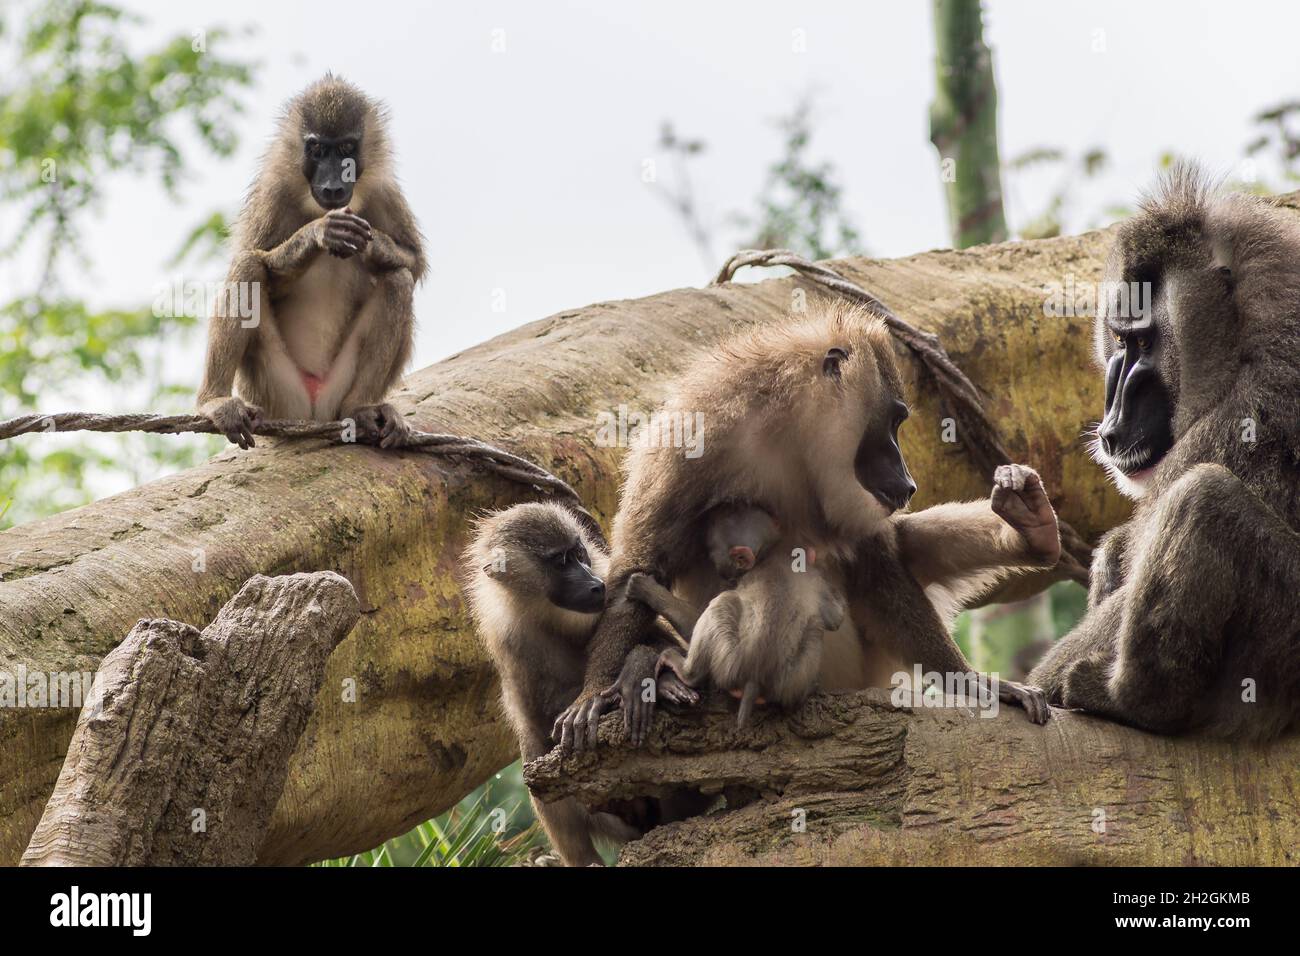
left=1031, top=164, right=1300, bottom=742
left=464, top=501, right=698, bottom=866
left=627, top=503, right=845, bottom=727
left=198, top=75, right=425, bottom=450
left=554, top=301, right=1061, bottom=752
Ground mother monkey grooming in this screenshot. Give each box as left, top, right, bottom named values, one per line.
left=554, top=301, right=1062, bottom=751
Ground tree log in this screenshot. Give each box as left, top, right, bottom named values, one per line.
left=3, top=194, right=1298, bottom=865
left=20, top=572, right=358, bottom=866
left=525, top=689, right=1300, bottom=866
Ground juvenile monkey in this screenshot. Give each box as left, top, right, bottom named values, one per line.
left=198, top=75, right=425, bottom=449
left=555, top=301, right=1059, bottom=751
left=627, top=504, right=844, bottom=727
left=464, top=501, right=696, bottom=865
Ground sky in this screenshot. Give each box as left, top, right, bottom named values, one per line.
left=9, top=0, right=1300, bottom=374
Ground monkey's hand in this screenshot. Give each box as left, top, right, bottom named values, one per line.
left=201, top=396, right=263, bottom=450
left=991, top=464, right=1061, bottom=566
left=351, top=403, right=411, bottom=448
left=655, top=649, right=700, bottom=708
left=319, top=208, right=372, bottom=259
left=551, top=689, right=615, bottom=754
left=995, top=677, right=1051, bottom=725
left=602, top=645, right=664, bottom=747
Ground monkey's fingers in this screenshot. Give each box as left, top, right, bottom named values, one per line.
left=582, top=695, right=608, bottom=750
left=553, top=704, right=579, bottom=752
left=999, top=679, right=1051, bottom=725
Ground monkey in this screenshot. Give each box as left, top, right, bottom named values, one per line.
left=1030, top=163, right=1300, bottom=742
left=197, top=75, right=425, bottom=450
left=463, top=501, right=699, bottom=865
left=553, top=300, right=1061, bottom=753
left=627, top=504, right=846, bottom=727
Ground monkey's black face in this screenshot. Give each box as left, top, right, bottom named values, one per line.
left=304, top=134, right=361, bottom=210
left=543, top=538, right=606, bottom=614
left=854, top=398, right=917, bottom=513
left=1098, top=324, right=1175, bottom=482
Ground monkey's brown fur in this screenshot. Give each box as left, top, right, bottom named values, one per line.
left=198, top=75, right=426, bottom=449
left=464, top=502, right=632, bottom=866
left=555, top=301, right=1060, bottom=750
left=1032, top=164, right=1300, bottom=741
left=464, top=502, right=700, bottom=864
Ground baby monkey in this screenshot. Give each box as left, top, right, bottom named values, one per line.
left=627, top=504, right=845, bottom=727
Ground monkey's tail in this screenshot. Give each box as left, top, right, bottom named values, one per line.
left=736, top=681, right=760, bottom=728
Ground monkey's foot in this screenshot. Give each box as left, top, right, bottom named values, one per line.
left=351, top=403, right=411, bottom=448
left=203, top=396, right=263, bottom=450
left=997, top=678, right=1051, bottom=725
left=992, top=464, right=1061, bottom=565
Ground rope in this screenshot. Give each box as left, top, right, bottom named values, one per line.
left=711, top=249, right=1092, bottom=585
left=0, top=412, right=607, bottom=546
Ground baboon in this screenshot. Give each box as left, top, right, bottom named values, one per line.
left=198, top=75, right=425, bottom=449
left=553, top=301, right=1060, bottom=751
left=628, top=504, right=845, bottom=727
left=1031, top=163, right=1300, bottom=741
left=464, top=501, right=697, bottom=865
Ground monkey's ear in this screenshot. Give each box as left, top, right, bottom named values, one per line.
left=822, top=347, right=851, bottom=380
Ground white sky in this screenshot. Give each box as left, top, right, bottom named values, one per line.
left=9, top=0, right=1300, bottom=373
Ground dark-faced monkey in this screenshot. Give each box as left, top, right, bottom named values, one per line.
left=554, top=301, right=1060, bottom=752
left=628, top=504, right=845, bottom=727
left=198, top=75, right=425, bottom=449
left=1031, top=163, right=1300, bottom=741
left=464, top=501, right=696, bottom=866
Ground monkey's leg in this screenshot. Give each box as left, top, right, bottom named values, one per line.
left=516, top=727, right=606, bottom=867
left=335, top=268, right=417, bottom=447
left=854, top=548, right=1050, bottom=724
left=1071, top=464, right=1299, bottom=734
left=626, top=572, right=699, bottom=643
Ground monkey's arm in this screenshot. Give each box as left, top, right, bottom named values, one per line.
left=895, top=464, right=1060, bottom=590
left=626, top=573, right=699, bottom=644
left=362, top=229, right=422, bottom=275
left=554, top=575, right=659, bottom=753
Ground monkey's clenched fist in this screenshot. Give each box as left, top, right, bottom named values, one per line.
left=351, top=402, right=410, bottom=448
left=202, top=395, right=263, bottom=450
left=991, top=464, right=1061, bottom=566
left=319, top=207, right=372, bottom=259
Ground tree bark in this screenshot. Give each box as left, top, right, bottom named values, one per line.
left=2, top=194, right=1298, bottom=865
left=20, top=572, right=358, bottom=866
left=525, top=689, right=1300, bottom=866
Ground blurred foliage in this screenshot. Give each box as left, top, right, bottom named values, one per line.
left=653, top=93, right=862, bottom=269
left=0, top=0, right=254, bottom=527
left=738, top=95, right=862, bottom=260
left=316, top=764, right=548, bottom=868
left=1006, top=145, right=1111, bottom=239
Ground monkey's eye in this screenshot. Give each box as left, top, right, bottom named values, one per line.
left=1113, top=332, right=1124, bottom=347
left=340, top=140, right=356, bottom=157
left=1136, top=335, right=1152, bottom=352
left=574, top=546, right=590, bottom=567
left=306, top=139, right=324, bottom=161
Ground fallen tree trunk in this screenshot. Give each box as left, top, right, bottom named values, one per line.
left=3, top=194, right=1297, bottom=865
left=525, top=689, right=1300, bottom=866
left=21, top=572, right=358, bottom=866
